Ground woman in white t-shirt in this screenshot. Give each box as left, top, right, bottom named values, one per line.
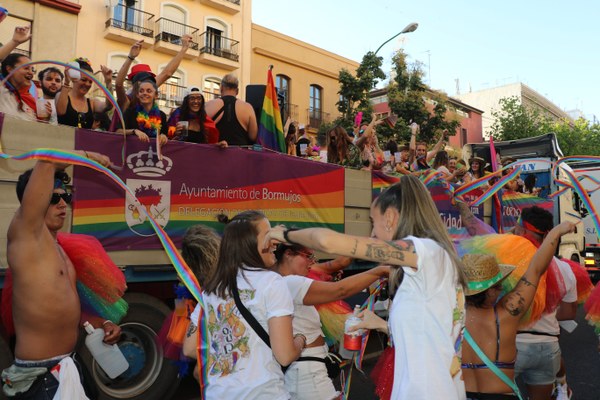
left=266, top=175, right=468, bottom=400
left=189, top=211, right=306, bottom=400
left=273, top=244, right=389, bottom=400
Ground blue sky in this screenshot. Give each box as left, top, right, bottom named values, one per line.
left=253, top=0, right=600, bottom=121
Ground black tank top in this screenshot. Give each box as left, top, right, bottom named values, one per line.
left=213, top=96, right=252, bottom=146
left=58, top=96, right=93, bottom=129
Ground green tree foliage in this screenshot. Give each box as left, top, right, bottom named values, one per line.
left=337, top=52, right=385, bottom=120
left=553, top=118, right=600, bottom=156
left=490, top=96, right=600, bottom=156
left=386, top=50, right=460, bottom=144
left=489, top=96, right=552, bottom=141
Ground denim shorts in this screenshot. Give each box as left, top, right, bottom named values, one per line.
left=514, top=341, right=561, bottom=385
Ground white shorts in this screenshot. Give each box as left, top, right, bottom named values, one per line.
left=284, top=344, right=340, bottom=400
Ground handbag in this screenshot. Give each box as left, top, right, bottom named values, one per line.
left=232, top=286, right=342, bottom=379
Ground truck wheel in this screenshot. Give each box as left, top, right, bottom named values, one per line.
left=80, top=293, right=180, bottom=400
left=0, top=336, right=13, bottom=400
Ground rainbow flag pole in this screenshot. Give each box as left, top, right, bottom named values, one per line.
left=257, top=65, right=286, bottom=152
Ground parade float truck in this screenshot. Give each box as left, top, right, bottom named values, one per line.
left=0, top=114, right=373, bottom=400
left=569, top=160, right=600, bottom=281
left=464, top=133, right=585, bottom=264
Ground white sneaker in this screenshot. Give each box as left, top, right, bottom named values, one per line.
left=554, top=383, right=572, bottom=400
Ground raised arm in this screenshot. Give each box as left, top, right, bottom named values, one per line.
left=0, top=26, right=31, bottom=63
left=8, top=161, right=57, bottom=241
left=155, top=34, right=192, bottom=87
left=426, top=130, right=447, bottom=163
left=268, top=226, right=418, bottom=269
left=500, top=221, right=576, bottom=318
left=115, top=40, right=143, bottom=109
left=408, top=122, right=418, bottom=165
left=99, top=65, right=114, bottom=112
left=302, top=265, right=389, bottom=305
left=55, top=69, right=73, bottom=116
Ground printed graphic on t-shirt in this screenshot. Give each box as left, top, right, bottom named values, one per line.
left=207, top=289, right=254, bottom=377
left=451, top=286, right=465, bottom=377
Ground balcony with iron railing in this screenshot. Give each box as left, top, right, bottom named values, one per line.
left=104, top=4, right=154, bottom=47
left=154, top=18, right=199, bottom=58
left=307, top=107, right=330, bottom=130
left=198, top=31, right=239, bottom=70
left=198, top=0, right=241, bottom=15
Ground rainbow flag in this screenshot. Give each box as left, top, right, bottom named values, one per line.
left=257, top=67, right=286, bottom=152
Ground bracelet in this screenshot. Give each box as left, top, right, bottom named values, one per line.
left=283, top=228, right=299, bottom=244
left=102, top=320, right=113, bottom=326
left=293, top=333, right=307, bottom=348
left=127, top=55, right=136, bottom=61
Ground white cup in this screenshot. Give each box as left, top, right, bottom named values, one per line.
left=384, top=150, right=391, bottom=161
left=300, top=143, right=307, bottom=156
left=394, top=152, right=402, bottom=163
left=320, top=150, right=328, bottom=163
left=36, top=98, right=50, bottom=120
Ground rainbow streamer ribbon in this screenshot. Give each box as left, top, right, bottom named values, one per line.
left=0, top=148, right=209, bottom=396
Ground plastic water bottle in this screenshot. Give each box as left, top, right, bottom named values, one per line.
left=83, top=321, right=129, bottom=379
left=343, top=305, right=364, bottom=351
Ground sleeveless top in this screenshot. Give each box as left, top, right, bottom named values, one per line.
left=213, top=95, right=252, bottom=146
left=58, top=96, right=93, bottom=129
left=461, top=305, right=516, bottom=369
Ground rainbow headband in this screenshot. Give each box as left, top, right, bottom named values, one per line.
left=0, top=148, right=209, bottom=395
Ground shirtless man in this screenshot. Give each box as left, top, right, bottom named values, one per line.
left=2, top=153, right=119, bottom=398
left=205, top=73, right=258, bottom=146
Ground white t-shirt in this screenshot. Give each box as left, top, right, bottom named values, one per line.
left=389, top=236, right=466, bottom=400
left=193, top=267, right=294, bottom=400
left=283, top=275, right=323, bottom=345
left=0, top=84, right=36, bottom=121
left=517, top=257, right=577, bottom=343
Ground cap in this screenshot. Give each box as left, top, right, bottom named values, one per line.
left=127, top=64, right=156, bottom=81
left=298, top=124, right=305, bottom=130
left=185, top=85, right=202, bottom=97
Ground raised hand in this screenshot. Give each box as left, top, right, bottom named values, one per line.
left=12, top=26, right=31, bottom=45
left=100, top=65, right=113, bottom=84
left=129, top=40, right=143, bottom=59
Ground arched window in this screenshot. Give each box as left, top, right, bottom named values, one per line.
left=158, top=4, right=188, bottom=44
left=309, top=84, right=322, bottom=128
left=157, top=67, right=186, bottom=109
left=203, top=76, right=221, bottom=100
left=275, top=74, right=290, bottom=121
left=204, top=18, right=228, bottom=54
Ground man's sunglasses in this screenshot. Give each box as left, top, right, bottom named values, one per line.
left=50, top=192, right=72, bottom=205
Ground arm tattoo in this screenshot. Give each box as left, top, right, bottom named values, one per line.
left=186, top=322, right=198, bottom=337
left=519, top=276, right=538, bottom=289
left=350, top=239, right=358, bottom=256
left=502, top=291, right=526, bottom=316
left=364, top=240, right=415, bottom=264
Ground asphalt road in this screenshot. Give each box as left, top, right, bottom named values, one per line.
left=174, top=305, right=600, bottom=399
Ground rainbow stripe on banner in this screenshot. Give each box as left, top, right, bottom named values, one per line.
left=257, top=67, right=286, bottom=152
left=500, top=189, right=553, bottom=232
left=72, top=131, right=345, bottom=250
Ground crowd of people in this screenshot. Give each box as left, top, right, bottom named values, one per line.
left=0, top=27, right=256, bottom=149
left=1, top=24, right=597, bottom=400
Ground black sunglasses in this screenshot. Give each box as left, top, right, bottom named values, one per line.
left=50, top=192, right=72, bottom=205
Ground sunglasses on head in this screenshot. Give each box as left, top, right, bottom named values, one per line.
left=50, top=192, right=72, bottom=205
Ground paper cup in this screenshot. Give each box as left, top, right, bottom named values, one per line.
left=177, top=121, right=189, bottom=139
left=36, top=98, right=50, bottom=119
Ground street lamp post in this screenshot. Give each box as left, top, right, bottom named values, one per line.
left=374, top=22, right=419, bottom=55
